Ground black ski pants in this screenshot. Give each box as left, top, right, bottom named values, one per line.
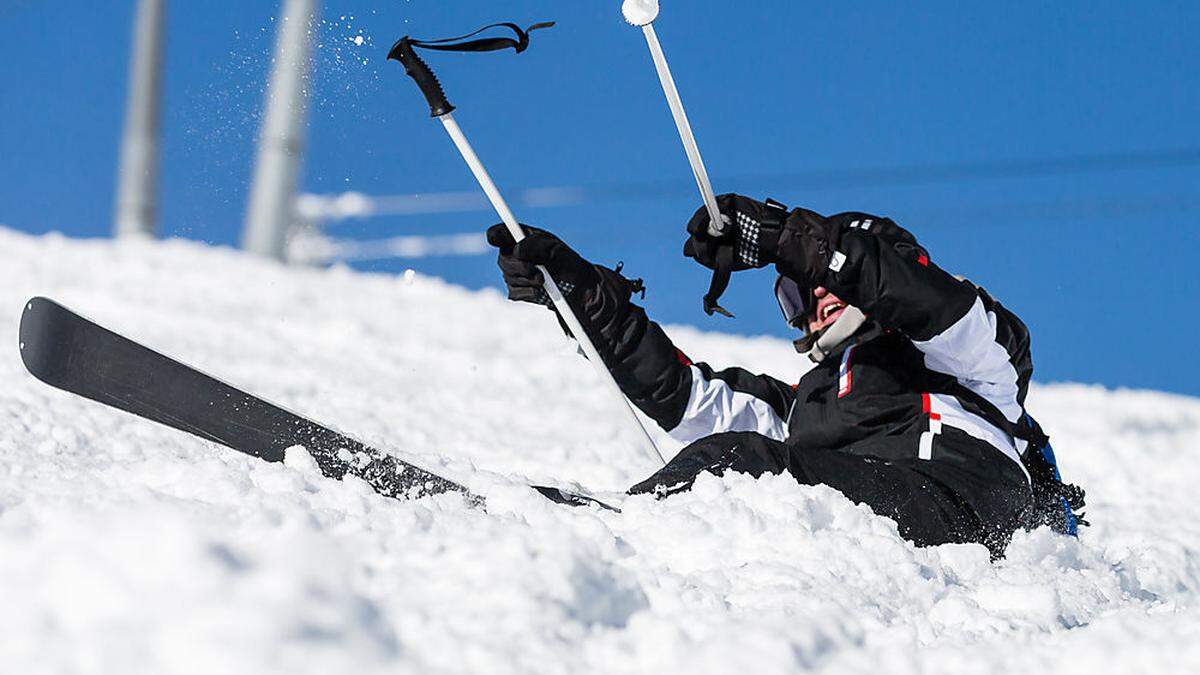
left=629, top=429, right=1032, bottom=557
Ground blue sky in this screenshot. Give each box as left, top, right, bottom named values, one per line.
left=1, top=1, right=1197, bottom=395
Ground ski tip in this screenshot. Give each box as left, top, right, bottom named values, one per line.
left=18, top=296, right=67, bottom=384
left=21, top=296, right=53, bottom=315
left=20, top=296, right=60, bottom=323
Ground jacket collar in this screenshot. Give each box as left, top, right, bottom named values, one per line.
left=794, top=315, right=881, bottom=363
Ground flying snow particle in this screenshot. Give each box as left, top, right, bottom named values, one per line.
left=353, top=35, right=364, bottom=46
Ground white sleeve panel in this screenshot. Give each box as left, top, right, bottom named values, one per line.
left=667, top=365, right=789, bottom=445
left=928, top=393, right=1030, bottom=483
left=911, top=296, right=1024, bottom=423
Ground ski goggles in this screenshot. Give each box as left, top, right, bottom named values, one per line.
left=774, top=275, right=814, bottom=329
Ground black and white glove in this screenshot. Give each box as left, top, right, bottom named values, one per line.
left=682, top=194, right=791, bottom=271
left=680, top=195, right=929, bottom=312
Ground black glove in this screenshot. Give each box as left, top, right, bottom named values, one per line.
left=682, top=194, right=790, bottom=271
left=773, top=207, right=840, bottom=290
left=486, top=223, right=649, bottom=358
left=485, top=223, right=600, bottom=307
left=775, top=210, right=928, bottom=290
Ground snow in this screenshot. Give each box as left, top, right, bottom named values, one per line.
left=2, top=227, right=1199, bottom=674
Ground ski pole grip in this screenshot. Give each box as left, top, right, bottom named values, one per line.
left=387, top=37, right=455, bottom=117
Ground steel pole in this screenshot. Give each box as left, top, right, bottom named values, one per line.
left=114, top=0, right=165, bottom=239
left=242, top=0, right=318, bottom=260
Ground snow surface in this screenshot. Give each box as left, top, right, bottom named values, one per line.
left=2, top=227, right=1199, bottom=674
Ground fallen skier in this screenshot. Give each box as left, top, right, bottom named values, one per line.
left=488, top=195, right=1085, bottom=556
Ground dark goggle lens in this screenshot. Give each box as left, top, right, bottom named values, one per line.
left=774, top=275, right=812, bottom=329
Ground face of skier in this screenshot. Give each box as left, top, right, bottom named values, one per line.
left=807, top=286, right=848, bottom=334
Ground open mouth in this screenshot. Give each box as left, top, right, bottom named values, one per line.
left=817, top=301, right=846, bottom=329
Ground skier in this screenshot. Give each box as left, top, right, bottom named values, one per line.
left=487, top=194, right=1084, bottom=556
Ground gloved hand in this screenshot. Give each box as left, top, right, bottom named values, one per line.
left=485, top=223, right=600, bottom=307
left=486, top=223, right=650, bottom=360
left=682, top=194, right=791, bottom=271
left=772, top=207, right=840, bottom=289
left=774, top=210, right=928, bottom=290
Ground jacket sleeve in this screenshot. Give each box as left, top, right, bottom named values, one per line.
left=816, top=213, right=1033, bottom=423
left=616, top=318, right=794, bottom=444
left=575, top=267, right=794, bottom=444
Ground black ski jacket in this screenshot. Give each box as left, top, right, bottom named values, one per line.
left=592, top=212, right=1035, bottom=485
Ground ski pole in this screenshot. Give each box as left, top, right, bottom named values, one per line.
left=623, top=2, right=723, bottom=238
left=622, top=1, right=737, bottom=317
left=388, top=24, right=666, bottom=466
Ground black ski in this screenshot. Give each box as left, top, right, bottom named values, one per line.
left=18, top=297, right=618, bottom=512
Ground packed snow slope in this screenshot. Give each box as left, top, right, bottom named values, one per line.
left=2, top=228, right=1199, bottom=675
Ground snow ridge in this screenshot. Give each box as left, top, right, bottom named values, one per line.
left=1, top=228, right=1198, bottom=674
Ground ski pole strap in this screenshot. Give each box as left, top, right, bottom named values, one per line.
left=387, top=22, right=555, bottom=117
left=703, top=251, right=735, bottom=317
left=406, top=22, right=555, bottom=54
